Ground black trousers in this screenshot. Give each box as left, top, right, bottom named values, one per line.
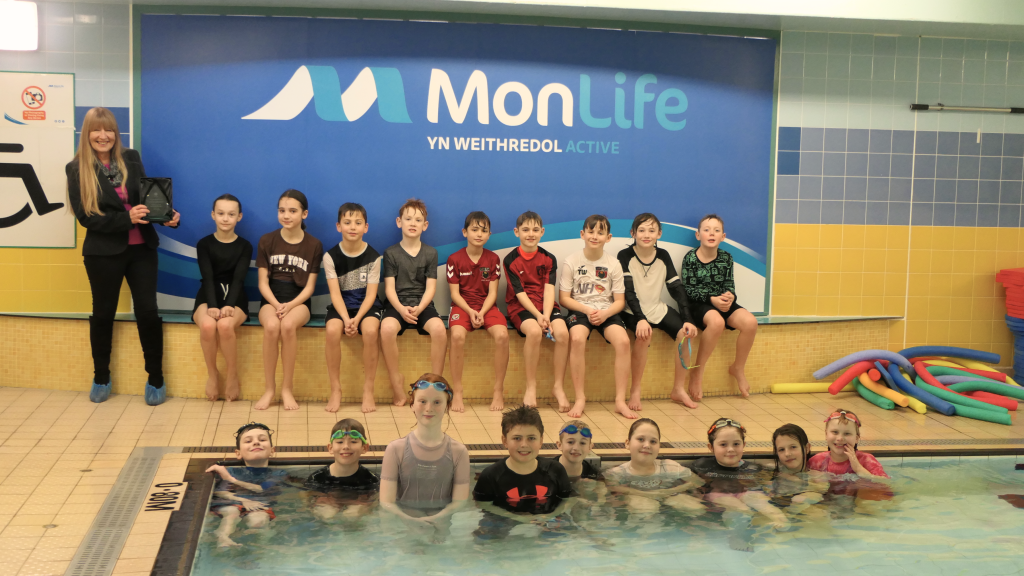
left=83, top=244, right=164, bottom=387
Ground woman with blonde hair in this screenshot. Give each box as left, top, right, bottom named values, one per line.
left=66, top=107, right=180, bottom=405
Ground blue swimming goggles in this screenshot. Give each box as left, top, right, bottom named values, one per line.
left=559, top=424, right=593, bottom=438
left=330, top=429, right=368, bottom=444
left=678, top=337, right=699, bottom=370
left=410, top=380, right=454, bottom=400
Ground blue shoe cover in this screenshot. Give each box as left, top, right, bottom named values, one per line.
left=145, top=382, right=167, bottom=406
left=89, top=381, right=111, bottom=403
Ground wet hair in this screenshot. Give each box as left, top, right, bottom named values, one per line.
left=630, top=213, right=661, bottom=237
left=331, top=418, right=369, bottom=444
left=583, top=214, right=610, bottom=234
left=406, top=373, right=451, bottom=412
left=516, top=211, right=543, bottom=228
left=825, top=407, right=861, bottom=450
left=234, top=422, right=273, bottom=449
left=559, top=419, right=591, bottom=440
left=279, top=189, right=309, bottom=230
left=398, top=198, right=428, bottom=219
left=501, top=405, right=544, bottom=436
left=337, top=202, right=367, bottom=222
left=772, top=423, right=811, bottom=475
left=212, top=194, right=242, bottom=213
left=463, top=211, right=491, bottom=231
left=627, top=418, right=661, bottom=441
left=708, top=417, right=746, bottom=443
left=698, top=213, right=724, bottom=231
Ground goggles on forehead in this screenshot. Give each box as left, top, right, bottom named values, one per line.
left=331, top=429, right=368, bottom=444
left=411, top=380, right=454, bottom=400
left=823, top=410, right=861, bottom=426
left=559, top=424, right=592, bottom=438
left=707, top=418, right=745, bottom=437
left=235, top=422, right=273, bottom=439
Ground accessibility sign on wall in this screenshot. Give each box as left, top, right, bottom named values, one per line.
left=0, top=71, right=75, bottom=248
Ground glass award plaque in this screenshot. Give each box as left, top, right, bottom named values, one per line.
left=140, top=177, right=173, bottom=223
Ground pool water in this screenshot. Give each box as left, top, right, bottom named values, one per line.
left=191, top=456, right=1024, bottom=576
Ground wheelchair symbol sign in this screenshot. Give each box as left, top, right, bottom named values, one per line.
left=0, top=143, right=64, bottom=228
left=22, top=87, right=45, bottom=109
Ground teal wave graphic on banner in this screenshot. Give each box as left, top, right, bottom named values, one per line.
left=242, top=66, right=412, bottom=123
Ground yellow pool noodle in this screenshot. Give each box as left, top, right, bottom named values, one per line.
left=926, top=359, right=967, bottom=369
left=857, top=373, right=910, bottom=407
left=771, top=382, right=854, bottom=394
left=905, top=396, right=928, bottom=414
left=940, top=357, right=1020, bottom=386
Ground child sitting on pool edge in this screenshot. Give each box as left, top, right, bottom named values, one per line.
left=304, top=418, right=380, bottom=520
left=809, top=409, right=889, bottom=481
left=207, top=422, right=289, bottom=547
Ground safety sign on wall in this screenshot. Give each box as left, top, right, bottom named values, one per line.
left=0, top=71, right=75, bottom=247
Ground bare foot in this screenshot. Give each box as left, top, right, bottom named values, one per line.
left=326, top=389, right=341, bottom=413
left=553, top=385, right=571, bottom=413
left=615, top=400, right=639, bottom=419
left=205, top=374, right=219, bottom=402
left=522, top=386, right=537, bottom=408
left=627, top=391, right=642, bottom=412
left=281, top=388, right=299, bottom=410
left=729, top=364, right=751, bottom=398
left=254, top=390, right=275, bottom=410
left=217, top=535, right=241, bottom=548
left=568, top=397, right=586, bottom=418
left=688, top=370, right=704, bottom=402
left=670, top=385, right=698, bottom=409
left=225, top=377, right=240, bottom=402
left=362, top=392, right=377, bottom=413
left=391, top=374, right=407, bottom=406
left=451, top=392, right=465, bottom=413
left=490, top=391, right=504, bottom=411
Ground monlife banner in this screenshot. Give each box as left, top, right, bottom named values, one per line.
left=140, top=16, right=776, bottom=313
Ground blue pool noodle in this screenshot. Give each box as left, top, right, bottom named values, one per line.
left=814, top=350, right=916, bottom=380
left=886, top=363, right=956, bottom=416
left=874, top=361, right=901, bottom=392
left=897, top=346, right=1000, bottom=365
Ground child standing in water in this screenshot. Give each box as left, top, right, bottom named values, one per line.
left=255, top=189, right=323, bottom=410
left=556, top=420, right=601, bottom=481
left=379, top=374, right=470, bottom=532
left=770, top=423, right=827, bottom=513
left=809, top=409, right=889, bottom=480
left=193, top=194, right=252, bottom=402
left=305, top=418, right=379, bottom=521
left=207, top=423, right=288, bottom=547
left=605, top=418, right=705, bottom=515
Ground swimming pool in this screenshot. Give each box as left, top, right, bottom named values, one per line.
left=189, top=456, right=1024, bottom=575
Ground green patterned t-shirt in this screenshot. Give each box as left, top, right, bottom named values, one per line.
left=681, top=249, right=736, bottom=305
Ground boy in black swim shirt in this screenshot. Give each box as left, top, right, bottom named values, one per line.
left=474, top=406, right=572, bottom=524
left=305, top=419, right=379, bottom=520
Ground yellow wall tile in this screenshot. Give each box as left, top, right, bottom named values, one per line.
left=774, top=225, right=797, bottom=248
left=931, top=250, right=954, bottom=274
left=796, top=224, right=821, bottom=247
left=795, top=248, right=820, bottom=272
left=818, top=248, right=843, bottom=272
left=818, top=273, right=841, bottom=297
left=818, top=225, right=843, bottom=249
left=842, top=227, right=866, bottom=248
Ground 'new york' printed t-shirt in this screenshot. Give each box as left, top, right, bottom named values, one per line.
left=255, top=230, right=324, bottom=287
left=446, top=247, right=501, bottom=311
left=558, top=250, right=625, bottom=311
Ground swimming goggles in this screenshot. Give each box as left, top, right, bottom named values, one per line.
left=823, top=410, right=861, bottom=426
left=707, top=418, right=745, bottom=436
left=559, top=424, right=592, bottom=438
left=234, top=422, right=274, bottom=440
left=678, top=337, right=699, bottom=370
left=330, top=429, right=368, bottom=444
left=410, top=380, right=454, bottom=400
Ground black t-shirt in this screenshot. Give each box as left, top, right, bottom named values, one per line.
left=304, top=465, right=379, bottom=492
left=578, top=460, right=602, bottom=480
left=689, top=457, right=764, bottom=494
left=473, top=458, right=572, bottom=514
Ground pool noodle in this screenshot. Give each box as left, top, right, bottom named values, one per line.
left=858, top=373, right=909, bottom=407
left=856, top=382, right=895, bottom=410
left=951, top=358, right=1020, bottom=386
left=963, top=391, right=1018, bottom=411
left=923, top=364, right=1007, bottom=383
left=945, top=403, right=1013, bottom=426
left=868, top=368, right=881, bottom=381
left=771, top=382, right=854, bottom=394
left=898, top=346, right=1000, bottom=365
left=935, top=375, right=1000, bottom=385
left=814, top=350, right=916, bottom=381
left=875, top=361, right=924, bottom=413
left=905, top=395, right=929, bottom=414
left=948, top=380, right=1024, bottom=402
left=874, top=361, right=901, bottom=392
left=915, top=378, right=1009, bottom=414
left=827, top=361, right=875, bottom=395
left=886, top=364, right=956, bottom=416
left=914, top=362, right=1009, bottom=411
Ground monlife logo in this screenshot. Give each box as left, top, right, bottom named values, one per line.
left=244, top=66, right=688, bottom=131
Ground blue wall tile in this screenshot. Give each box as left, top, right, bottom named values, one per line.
left=955, top=203, right=978, bottom=226
left=868, top=154, right=891, bottom=177
left=978, top=204, right=1000, bottom=227
left=844, top=201, right=866, bottom=224
left=892, top=130, right=915, bottom=153
left=866, top=201, right=889, bottom=224
left=935, top=156, right=959, bottom=179
left=980, top=156, right=1002, bottom=180
left=776, top=200, right=799, bottom=224
left=889, top=202, right=911, bottom=225
left=959, top=132, right=982, bottom=155
left=891, top=178, right=912, bottom=201
left=845, top=177, right=867, bottom=200
left=846, top=153, right=868, bottom=176
left=957, top=180, right=979, bottom=203
left=822, top=177, right=845, bottom=200
left=1002, top=180, right=1023, bottom=204
left=957, top=155, right=980, bottom=179
left=1005, top=134, right=1024, bottom=157
left=801, top=128, right=825, bottom=151
left=848, top=129, right=870, bottom=152
left=777, top=175, right=799, bottom=199
left=823, top=128, right=847, bottom=152
left=1002, top=157, right=1024, bottom=180
left=821, top=201, right=844, bottom=224
left=778, top=127, right=801, bottom=151
left=934, top=203, right=956, bottom=225
left=869, top=129, right=893, bottom=153
left=798, top=200, right=821, bottom=224
left=935, top=179, right=957, bottom=202
left=777, top=151, right=800, bottom=175
left=822, top=153, right=846, bottom=176
left=911, top=203, right=933, bottom=225
left=867, top=177, right=890, bottom=200
left=979, top=180, right=1001, bottom=203
left=913, top=179, right=935, bottom=202
left=915, top=131, right=938, bottom=154
left=891, top=154, right=913, bottom=177
left=914, top=155, right=936, bottom=178
left=937, top=132, right=960, bottom=155
left=999, top=205, right=1021, bottom=227
left=800, top=152, right=823, bottom=175
left=981, top=133, right=1003, bottom=156
left=799, top=176, right=823, bottom=198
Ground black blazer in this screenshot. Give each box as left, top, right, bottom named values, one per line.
left=66, top=148, right=160, bottom=256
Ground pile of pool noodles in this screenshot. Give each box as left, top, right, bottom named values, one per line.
left=996, top=267, right=1024, bottom=377
left=771, top=346, right=1020, bottom=426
